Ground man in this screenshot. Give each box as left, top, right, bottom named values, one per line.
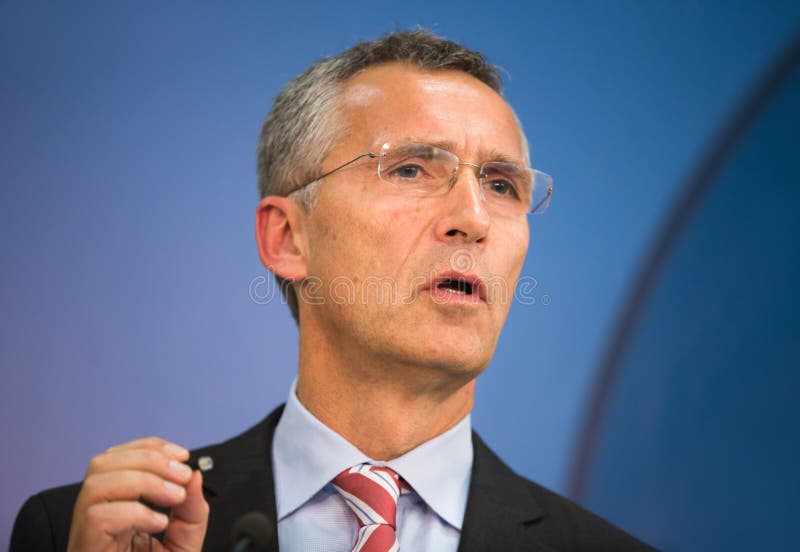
left=12, top=30, right=653, bottom=551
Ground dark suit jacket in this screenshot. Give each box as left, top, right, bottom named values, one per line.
left=11, top=405, right=654, bottom=551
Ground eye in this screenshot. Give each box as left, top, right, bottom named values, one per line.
left=485, top=178, right=519, bottom=198
left=390, top=164, right=423, bottom=179
left=482, top=162, right=530, bottom=202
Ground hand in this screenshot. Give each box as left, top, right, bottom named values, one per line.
left=67, top=437, right=209, bottom=552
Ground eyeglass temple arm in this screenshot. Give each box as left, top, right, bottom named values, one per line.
left=530, top=186, right=553, bottom=214
left=293, top=152, right=379, bottom=192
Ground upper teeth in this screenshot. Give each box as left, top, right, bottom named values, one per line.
left=444, top=287, right=467, bottom=294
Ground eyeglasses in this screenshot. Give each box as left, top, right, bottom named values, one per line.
left=290, top=142, right=553, bottom=216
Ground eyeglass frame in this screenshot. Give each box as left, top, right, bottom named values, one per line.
left=287, top=142, right=553, bottom=215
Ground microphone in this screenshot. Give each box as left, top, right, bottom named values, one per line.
left=231, top=511, right=275, bottom=552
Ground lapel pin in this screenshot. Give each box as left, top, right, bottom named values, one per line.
left=186, top=455, right=214, bottom=472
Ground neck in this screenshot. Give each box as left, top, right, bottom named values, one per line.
left=296, top=323, right=476, bottom=461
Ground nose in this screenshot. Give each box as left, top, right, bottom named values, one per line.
left=434, top=164, right=491, bottom=243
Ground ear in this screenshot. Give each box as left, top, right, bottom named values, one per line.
left=255, top=196, right=309, bottom=283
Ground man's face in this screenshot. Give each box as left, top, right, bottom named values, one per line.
left=298, top=62, right=530, bottom=378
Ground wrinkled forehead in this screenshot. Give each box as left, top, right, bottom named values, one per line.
left=337, top=63, right=529, bottom=165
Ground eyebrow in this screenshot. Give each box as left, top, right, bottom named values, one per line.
left=400, top=137, right=525, bottom=167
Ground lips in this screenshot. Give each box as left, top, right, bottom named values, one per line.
left=427, top=271, right=486, bottom=302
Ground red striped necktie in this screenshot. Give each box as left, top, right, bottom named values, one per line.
left=332, top=464, right=409, bottom=552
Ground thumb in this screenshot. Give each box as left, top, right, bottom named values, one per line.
left=161, top=470, right=209, bottom=551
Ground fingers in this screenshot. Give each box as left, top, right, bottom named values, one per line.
left=130, top=532, right=152, bottom=552
left=106, top=437, right=189, bottom=461
left=81, top=470, right=188, bottom=508
left=162, top=470, right=209, bottom=551
left=67, top=436, right=201, bottom=552
left=173, top=470, right=208, bottom=525
left=88, top=447, right=194, bottom=486
left=84, top=501, right=169, bottom=536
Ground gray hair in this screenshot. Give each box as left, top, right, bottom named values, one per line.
left=256, top=29, right=525, bottom=323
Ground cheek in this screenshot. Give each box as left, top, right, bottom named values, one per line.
left=310, top=197, right=425, bottom=280
left=495, top=224, right=530, bottom=288
left=364, top=207, right=427, bottom=273
left=511, top=230, right=530, bottom=271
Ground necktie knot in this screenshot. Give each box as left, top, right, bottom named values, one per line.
left=332, top=464, right=406, bottom=551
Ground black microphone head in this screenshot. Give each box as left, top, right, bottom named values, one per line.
left=231, top=511, right=274, bottom=552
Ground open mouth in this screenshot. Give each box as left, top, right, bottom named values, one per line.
left=428, top=272, right=484, bottom=303
left=436, top=278, right=474, bottom=295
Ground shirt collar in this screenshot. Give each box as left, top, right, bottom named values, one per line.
left=272, top=378, right=473, bottom=530
left=385, top=408, right=473, bottom=530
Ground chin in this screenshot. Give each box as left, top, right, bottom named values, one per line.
left=410, top=316, right=497, bottom=361
left=404, top=339, right=493, bottom=379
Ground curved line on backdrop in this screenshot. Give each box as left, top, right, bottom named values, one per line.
left=568, top=29, right=800, bottom=500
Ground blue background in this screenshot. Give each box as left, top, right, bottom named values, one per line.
left=2, top=1, right=799, bottom=546
left=578, top=47, right=800, bottom=549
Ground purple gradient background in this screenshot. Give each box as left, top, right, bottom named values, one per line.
left=2, top=1, right=799, bottom=545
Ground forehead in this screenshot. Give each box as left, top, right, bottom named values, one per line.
left=338, top=63, right=524, bottom=163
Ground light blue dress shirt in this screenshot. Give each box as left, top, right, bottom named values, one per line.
left=272, top=379, right=473, bottom=552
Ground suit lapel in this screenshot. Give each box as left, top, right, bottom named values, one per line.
left=457, top=432, right=556, bottom=552
left=190, top=405, right=284, bottom=551
left=189, top=408, right=554, bottom=551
